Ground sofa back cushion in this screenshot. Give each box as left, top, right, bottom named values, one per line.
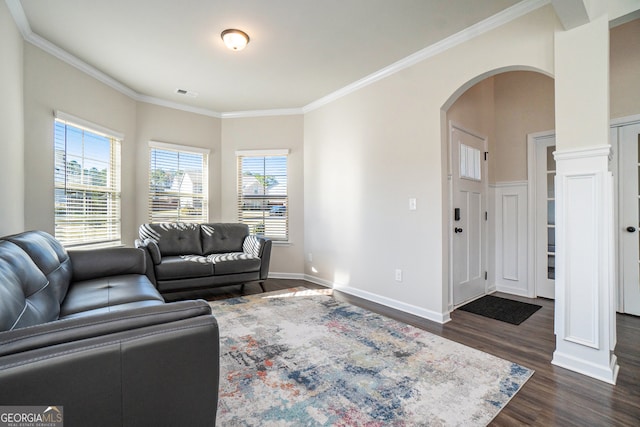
left=5, top=231, right=73, bottom=304
left=201, top=223, right=248, bottom=254
left=139, top=223, right=203, bottom=256
left=0, top=241, right=60, bottom=331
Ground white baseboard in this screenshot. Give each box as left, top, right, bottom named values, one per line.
left=337, top=286, right=451, bottom=324
left=272, top=273, right=451, bottom=324
left=268, top=272, right=306, bottom=280
left=303, top=274, right=450, bottom=324
left=302, top=274, right=334, bottom=288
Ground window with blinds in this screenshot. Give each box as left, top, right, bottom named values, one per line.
left=54, top=114, right=121, bottom=248
left=237, top=150, right=289, bottom=241
left=149, top=141, right=209, bottom=223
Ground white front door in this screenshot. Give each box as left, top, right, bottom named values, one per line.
left=534, top=134, right=556, bottom=299
left=617, top=121, right=640, bottom=315
left=451, top=125, right=487, bottom=306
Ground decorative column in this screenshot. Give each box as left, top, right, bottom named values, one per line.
left=552, top=14, right=618, bottom=384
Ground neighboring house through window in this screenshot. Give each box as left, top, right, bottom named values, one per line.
left=149, top=141, right=209, bottom=223
left=237, top=149, right=289, bottom=241
left=54, top=112, right=122, bottom=247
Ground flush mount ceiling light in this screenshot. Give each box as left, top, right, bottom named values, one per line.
left=221, top=29, right=250, bottom=51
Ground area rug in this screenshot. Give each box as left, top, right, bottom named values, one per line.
left=458, top=295, right=542, bottom=325
left=209, top=288, right=533, bottom=426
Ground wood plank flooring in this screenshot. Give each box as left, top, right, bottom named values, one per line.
left=168, top=279, right=640, bottom=426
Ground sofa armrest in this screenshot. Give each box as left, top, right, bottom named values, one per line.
left=0, top=300, right=219, bottom=426
left=0, top=300, right=211, bottom=356
left=69, top=247, right=146, bottom=282
left=135, top=238, right=162, bottom=265
left=244, top=235, right=272, bottom=280
left=259, top=238, right=272, bottom=280
left=135, top=239, right=160, bottom=285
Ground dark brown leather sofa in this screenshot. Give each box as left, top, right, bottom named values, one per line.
left=0, top=231, right=219, bottom=426
left=136, top=223, right=272, bottom=295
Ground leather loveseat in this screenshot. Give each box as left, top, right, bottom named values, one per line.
left=0, top=230, right=220, bottom=426
left=136, top=223, right=272, bottom=295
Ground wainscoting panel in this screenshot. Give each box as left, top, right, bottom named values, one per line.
left=493, top=182, right=529, bottom=296
left=561, top=172, right=600, bottom=349
left=551, top=146, right=618, bottom=384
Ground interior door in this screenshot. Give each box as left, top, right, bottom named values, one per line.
left=617, top=122, right=640, bottom=315
left=534, top=136, right=556, bottom=299
left=451, top=125, right=487, bottom=306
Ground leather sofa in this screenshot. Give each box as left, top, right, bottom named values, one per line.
left=136, top=223, right=272, bottom=295
left=0, top=230, right=220, bottom=427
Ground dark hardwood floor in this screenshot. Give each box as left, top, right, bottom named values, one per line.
left=169, top=279, right=640, bottom=426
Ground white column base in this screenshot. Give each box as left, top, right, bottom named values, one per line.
left=552, top=351, right=619, bottom=385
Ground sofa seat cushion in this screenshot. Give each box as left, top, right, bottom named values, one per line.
left=60, top=275, right=164, bottom=318
left=207, top=253, right=261, bottom=275
left=155, top=256, right=214, bottom=280
left=60, top=300, right=165, bottom=320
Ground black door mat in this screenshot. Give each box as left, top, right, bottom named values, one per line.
left=458, top=295, right=542, bottom=325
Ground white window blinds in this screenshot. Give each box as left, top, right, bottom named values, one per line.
left=237, top=150, right=289, bottom=241
left=54, top=115, right=122, bottom=247
left=149, top=141, right=209, bottom=223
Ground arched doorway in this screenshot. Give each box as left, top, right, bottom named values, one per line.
left=442, top=69, right=555, bottom=309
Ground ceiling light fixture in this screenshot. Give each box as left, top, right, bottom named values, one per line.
left=221, top=29, right=250, bottom=51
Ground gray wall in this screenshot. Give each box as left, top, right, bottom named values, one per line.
left=0, top=1, right=25, bottom=235
left=23, top=44, right=137, bottom=241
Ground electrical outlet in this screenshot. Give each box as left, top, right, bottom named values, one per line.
left=307, top=252, right=313, bottom=263
left=395, top=269, right=402, bottom=282
left=409, top=198, right=417, bottom=211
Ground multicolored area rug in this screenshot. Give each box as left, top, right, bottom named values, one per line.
left=209, top=288, right=533, bottom=426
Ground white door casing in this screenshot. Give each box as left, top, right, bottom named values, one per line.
left=534, top=133, right=556, bottom=299
left=615, top=119, right=640, bottom=315
left=450, top=124, right=488, bottom=306
left=528, top=117, right=640, bottom=313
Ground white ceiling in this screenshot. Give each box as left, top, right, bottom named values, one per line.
left=15, top=0, right=525, bottom=114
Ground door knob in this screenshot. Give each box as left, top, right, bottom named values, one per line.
left=454, top=227, right=463, bottom=233
left=626, top=226, right=637, bottom=233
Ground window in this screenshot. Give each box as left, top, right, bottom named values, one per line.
left=460, top=143, right=481, bottom=181
left=237, top=149, right=289, bottom=241
left=149, top=141, right=209, bottom=223
left=54, top=112, right=121, bottom=247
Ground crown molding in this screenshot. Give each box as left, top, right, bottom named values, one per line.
left=136, top=95, right=222, bottom=118
left=302, top=0, right=551, bottom=113
left=221, top=108, right=303, bottom=119
left=7, top=0, right=550, bottom=119
left=6, top=0, right=223, bottom=118
left=29, top=32, right=141, bottom=100
left=5, top=0, right=29, bottom=38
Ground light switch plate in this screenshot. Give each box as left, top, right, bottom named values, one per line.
left=409, top=198, right=417, bottom=211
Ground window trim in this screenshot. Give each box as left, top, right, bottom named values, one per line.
left=150, top=140, right=210, bottom=155
left=54, top=111, right=122, bottom=248
left=55, top=110, right=124, bottom=140
left=236, top=149, right=290, bottom=241
left=148, top=140, right=210, bottom=224
left=236, top=149, right=289, bottom=157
